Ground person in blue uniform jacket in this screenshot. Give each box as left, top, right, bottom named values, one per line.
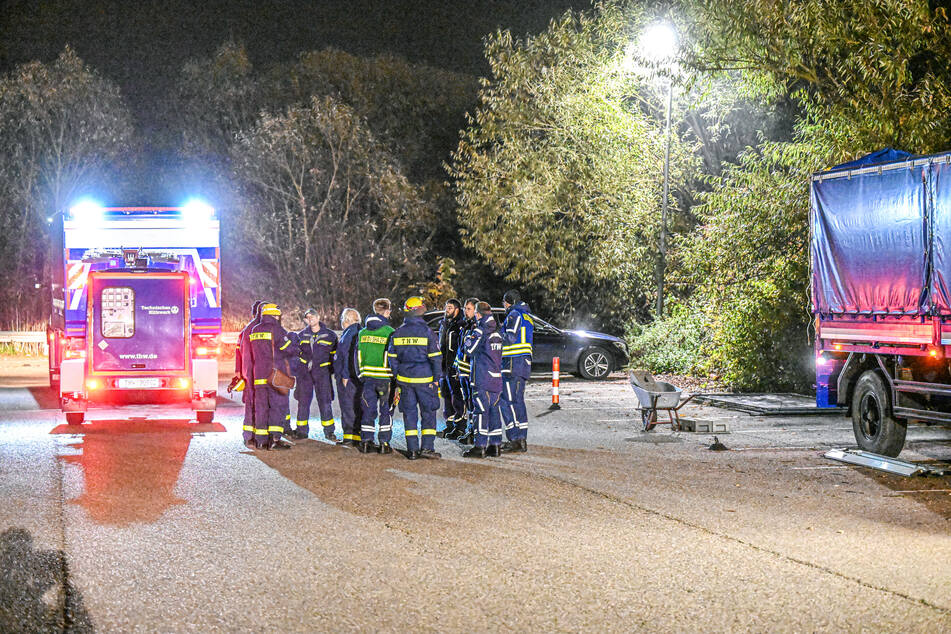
left=234, top=300, right=264, bottom=448
left=500, top=290, right=533, bottom=453
left=333, top=307, right=364, bottom=447
left=462, top=301, right=505, bottom=458
left=249, top=303, right=298, bottom=450
left=292, top=308, right=338, bottom=441
left=387, top=296, right=443, bottom=460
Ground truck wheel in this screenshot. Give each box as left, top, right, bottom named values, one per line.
left=65, top=412, right=84, bottom=426
left=195, top=411, right=214, bottom=424
left=578, top=347, right=612, bottom=380
left=851, top=370, right=906, bottom=457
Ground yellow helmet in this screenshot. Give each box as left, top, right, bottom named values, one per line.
left=260, top=303, right=281, bottom=316
left=403, top=296, right=425, bottom=311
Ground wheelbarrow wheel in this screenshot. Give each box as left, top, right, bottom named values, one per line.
left=641, top=409, right=657, bottom=432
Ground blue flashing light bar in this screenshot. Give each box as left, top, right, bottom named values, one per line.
left=64, top=203, right=218, bottom=222
left=181, top=199, right=216, bottom=223
left=68, top=199, right=104, bottom=224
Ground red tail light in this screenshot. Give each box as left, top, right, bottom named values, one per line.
left=65, top=337, right=87, bottom=359
left=86, top=378, right=101, bottom=390
left=176, top=377, right=191, bottom=389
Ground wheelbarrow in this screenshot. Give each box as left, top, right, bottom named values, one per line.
left=628, top=370, right=696, bottom=431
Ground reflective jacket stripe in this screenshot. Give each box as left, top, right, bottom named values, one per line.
left=397, top=375, right=433, bottom=383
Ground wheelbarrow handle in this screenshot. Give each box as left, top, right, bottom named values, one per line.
left=673, top=393, right=697, bottom=411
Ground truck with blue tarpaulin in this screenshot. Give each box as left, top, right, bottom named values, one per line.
left=48, top=202, right=222, bottom=424
left=812, top=148, right=951, bottom=456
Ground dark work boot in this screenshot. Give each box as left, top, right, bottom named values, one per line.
left=462, top=446, right=486, bottom=459
left=406, top=450, right=420, bottom=460
left=269, top=438, right=293, bottom=450
left=486, top=444, right=502, bottom=457
left=419, top=449, right=441, bottom=459
left=379, top=442, right=393, bottom=455
left=500, top=440, right=519, bottom=453
left=358, top=441, right=377, bottom=454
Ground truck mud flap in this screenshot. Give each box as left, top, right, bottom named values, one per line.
left=191, top=396, right=216, bottom=411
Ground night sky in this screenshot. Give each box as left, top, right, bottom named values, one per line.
left=1, top=0, right=589, bottom=102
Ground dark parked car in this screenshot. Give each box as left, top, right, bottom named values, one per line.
left=424, top=308, right=629, bottom=380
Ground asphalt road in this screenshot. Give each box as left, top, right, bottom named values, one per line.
left=1, top=373, right=950, bottom=632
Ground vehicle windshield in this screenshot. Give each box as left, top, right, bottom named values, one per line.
left=531, top=315, right=559, bottom=333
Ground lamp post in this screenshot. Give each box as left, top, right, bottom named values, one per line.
left=641, top=22, right=677, bottom=319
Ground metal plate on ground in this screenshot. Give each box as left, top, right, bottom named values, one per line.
left=693, top=393, right=844, bottom=416
left=824, top=448, right=951, bottom=477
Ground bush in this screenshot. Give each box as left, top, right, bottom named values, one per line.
left=628, top=303, right=708, bottom=375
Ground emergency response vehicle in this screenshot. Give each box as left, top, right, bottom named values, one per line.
left=47, top=201, right=222, bottom=424
left=812, top=149, right=951, bottom=456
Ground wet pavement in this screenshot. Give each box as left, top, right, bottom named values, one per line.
left=1, top=374, right=950, bottom=632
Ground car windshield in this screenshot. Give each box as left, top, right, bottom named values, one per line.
left=426, top=309, right=560, bottom=334
left=531, top=315, right=559, bottom=334
left=494, top=310, right=559, bottom=334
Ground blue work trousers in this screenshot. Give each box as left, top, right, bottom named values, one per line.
left=500, top=375, right=528, bottom=441
left=253, top=385, right=290, bottom=446
left=242, top=388, right=254, bottom=442
left=360, top=378, right=393, bottom=444
left=336, top=377, right=363, bottom=442
left=295, top=368, right=334, bottom=435
left=472, top=389, right=502, bottom=448
left=398, top=382, right=439, bottom=452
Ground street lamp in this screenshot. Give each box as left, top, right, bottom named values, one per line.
left=641, top=22, right=677, bottom=319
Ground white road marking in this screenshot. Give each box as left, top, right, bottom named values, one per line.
left=791, top=466, right=850, bottom=470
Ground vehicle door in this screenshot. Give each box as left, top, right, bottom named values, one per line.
left=90, top=272, right=188, bottom=374
left=529, top=315, right=565, bottom=370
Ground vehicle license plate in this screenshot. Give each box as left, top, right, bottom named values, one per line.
left=116, top=378, right=161, bottom=389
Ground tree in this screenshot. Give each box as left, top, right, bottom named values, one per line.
left=676, top=136, right=835, bottom=389
left=0, top=47, right=134, bottom=326
left=286, top=49, right=478, bottom=183
left=682, top=0, right=951, bottom=155
left=643, top=0, right=951, bottom=388
left=231, top=96, right=436, bottom=320
left=450, top=4, right=700, bottom=327
left=281, top=50, right=480, bottom=283
left=172, top=41, right=265, bottom=161
left=167, top=44, right=478, bottom=321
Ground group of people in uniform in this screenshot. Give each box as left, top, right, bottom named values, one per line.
left=230, top=291, right=535, bottom=460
